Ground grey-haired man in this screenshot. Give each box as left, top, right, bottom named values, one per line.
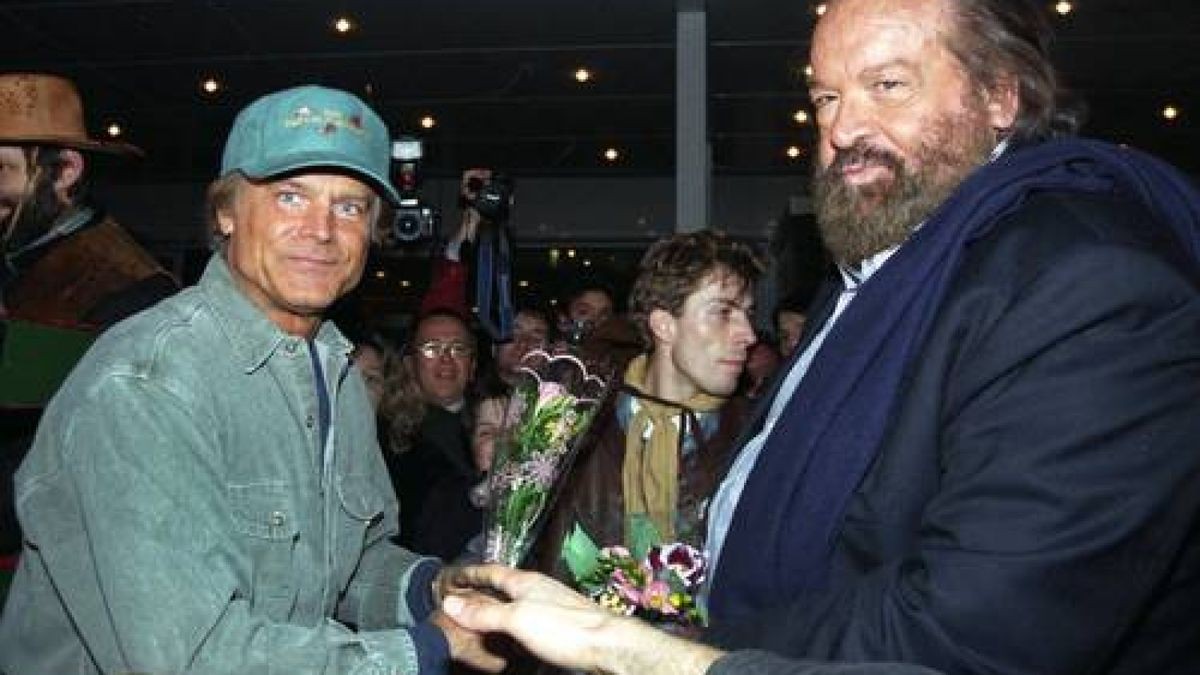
left=0, top=86, right=499, bottom=674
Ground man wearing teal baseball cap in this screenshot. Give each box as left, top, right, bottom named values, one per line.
left=0, top=85, right=501, bottom=674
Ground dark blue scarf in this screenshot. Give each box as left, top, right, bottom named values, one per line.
left=708, top=138, right=1200, bottom=622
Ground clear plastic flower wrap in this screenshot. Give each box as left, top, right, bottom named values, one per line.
left=483, top=349, right=611, bottom=566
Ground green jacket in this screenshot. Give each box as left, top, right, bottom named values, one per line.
left=0, top=255, right=445, bottom=674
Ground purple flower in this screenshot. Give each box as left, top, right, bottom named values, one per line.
left=523, top=456, right=559, bottom=488
left=648, top=542, right=707, bottom=587
left=537, top=381, right=568, bottom=405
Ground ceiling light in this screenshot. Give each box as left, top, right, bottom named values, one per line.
left=793, top=109, right=810, bottom=125
left=583, top=259, right=592, bottom=267
left=574, top=68, right=592, bottom=83
left=200, top=77, right=221, bottom=95
left=1162, top=105, right=1180, bottom=121
left=815, top=3, right=828, bottom=16
left=603, top=147, right=620, bottom=162
left=400, top=280, right=412, bottom=288
left=374, top=270, right=387, bottom=279
left=786, top=145, right=803, bottom=159
left=1053, top=1, right=1072, bottom=15
left=518, top=280, right=530, bottom=288
left=420, top=115, right=436, bottom=129
left=567, top=249, right=577, bottom=258
left=105, top=123, right=122, bottom=138
left=803, top=64, right=814, bottom=79
left=333, top=16, right=354, bottom=33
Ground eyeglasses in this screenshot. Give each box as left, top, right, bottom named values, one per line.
left=412, top=340, right=474, bottom=360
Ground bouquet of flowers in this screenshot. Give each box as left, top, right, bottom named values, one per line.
left=483, top=349, right=610, bottom=566
left=560, top=516, right=708, bottom=627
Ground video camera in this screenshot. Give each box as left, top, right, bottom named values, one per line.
left=388, top=137, right=438, bottom=244
left=460, top=172, right=514, bottom=225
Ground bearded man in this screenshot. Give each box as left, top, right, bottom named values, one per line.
left=438, top=0, right=1200, bottom=674
left=0, top=73, right=176, bottom=327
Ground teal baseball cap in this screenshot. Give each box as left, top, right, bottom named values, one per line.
left=220, top=85, right=400, bottom=206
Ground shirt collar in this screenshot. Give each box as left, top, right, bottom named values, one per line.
left=837, top=245, right=899, bottom=290
left=199, top=254, right=353, bottom=373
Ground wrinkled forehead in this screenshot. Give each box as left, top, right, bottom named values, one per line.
left=812, top=0, right=955, bottom=70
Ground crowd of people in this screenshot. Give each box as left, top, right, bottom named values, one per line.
left=2, top=0, right=1200, bottom=673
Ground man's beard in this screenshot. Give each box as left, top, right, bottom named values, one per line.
left=812, top=105, right=997, bottom=266
left=2, top=172, right=68, bottom=255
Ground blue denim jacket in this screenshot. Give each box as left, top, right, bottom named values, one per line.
left=0, top=255, right=445, bottom=674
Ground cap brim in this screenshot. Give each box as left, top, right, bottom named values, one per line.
left=237, top=151, right=400, bottom=206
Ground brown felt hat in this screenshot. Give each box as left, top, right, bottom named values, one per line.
left=0, top=73, right=142, bottom=157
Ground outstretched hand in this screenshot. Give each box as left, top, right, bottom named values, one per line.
left=442, top=564, right=724, bottom=675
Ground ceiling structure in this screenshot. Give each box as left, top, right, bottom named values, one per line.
left=3, top=0, right=1197, bottom=184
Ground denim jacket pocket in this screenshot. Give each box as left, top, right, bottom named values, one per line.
left=228, top=482, right=299, bottom=617
left=334, top=475, right=385, bottom=584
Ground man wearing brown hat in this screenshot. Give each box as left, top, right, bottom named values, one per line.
left=0, top=76, right=179, bottom=582
left=0, top=72, right=176, bottom=326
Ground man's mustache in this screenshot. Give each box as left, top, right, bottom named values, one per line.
left=827, top=142, right=903, bottom=176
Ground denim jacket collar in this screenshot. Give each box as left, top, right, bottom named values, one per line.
left=199, top=254, right=353, bottom=373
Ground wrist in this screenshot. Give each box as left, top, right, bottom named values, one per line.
left=607, top=619, right=723, bottom=675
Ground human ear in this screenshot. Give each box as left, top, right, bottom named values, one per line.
left=54, top=150, right=85, bottom=196
left=984, top=73, right=1020, bottom=132
left=648, top=308, right=676, bottom=345
left=216, top=211, right=235, bottom=237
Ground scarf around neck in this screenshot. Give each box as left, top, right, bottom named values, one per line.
left=708, top=137, right=1200, bottom=624
left=621, top=353, right=725, bottom=541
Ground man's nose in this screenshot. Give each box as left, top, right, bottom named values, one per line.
left=301, top=204, right=335, bottom=241
left=827, top=94, right=873, bottom=151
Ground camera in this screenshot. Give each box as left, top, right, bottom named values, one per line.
left=462, top=173, right=514, bottom=224
left=387, top=136, right=438, bottom=244
left=391, top=203, right=437, bottom=242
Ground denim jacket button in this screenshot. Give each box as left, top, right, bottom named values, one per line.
left=305, top=414, right=315, bottom=428
left=270, top=511, right=285, bottom=527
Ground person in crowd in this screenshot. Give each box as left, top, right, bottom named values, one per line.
left=488, top=306, right=551, bottom=388
left=738, top=338, right=782, bottom=399
left=351, top=336, right=390, bottom=413
left=556, top=283, right=615, bottom=342
left=386, top=309, right=484, bottom=561
left=772, top=294, right=808, bottom=358
left=0, top=84, right=500, bottom=673
left=532, top=230, right=760, bottom=581
left=552, top=281, right=643, bottom=380
left=443, top=564, right=943, bottom=675
left=449, top=0, right=1200, bottom=673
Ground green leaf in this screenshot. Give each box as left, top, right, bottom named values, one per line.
left=626, top=514, right=662, bottom=560
left=561, top=522, right=601, bottom=582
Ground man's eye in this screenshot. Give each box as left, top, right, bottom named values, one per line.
left=874, top=79, right=906, bottom=93
left=333, top=201, right=367, bottom=218
left=276, top=191, right=304, bottom=207
left=811, top=93, right=836, bottom=109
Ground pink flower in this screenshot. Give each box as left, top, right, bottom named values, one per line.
left=648, top=542, right=706, bottom=587
left=641, top=580, right=678, bottom=615
left=611, top=568, right=643, bottom=605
